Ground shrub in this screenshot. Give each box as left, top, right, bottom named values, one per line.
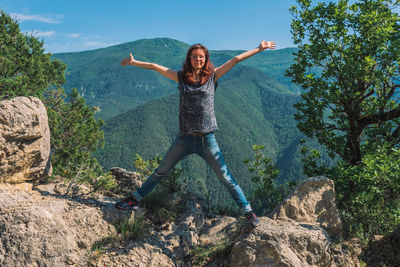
left=244, top=145, right=296, bottom=215
left=116, top=213, right=148, bottom=241
left=46, top=88, right=116, bottom=191
left=134, top=154, right=188, bottom=225
left=332, top=146, right=400, bottom=239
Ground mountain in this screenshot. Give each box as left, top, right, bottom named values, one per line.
left=53, top=38, right=188, bottom=120
left=95, top=65, right=304, bottom=212
left=53, top=38, right=298, bottom=120
left=54, top=37, right=304, bottom=211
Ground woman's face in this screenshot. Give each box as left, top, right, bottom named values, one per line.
left=190, top=48, right=206, bottom=70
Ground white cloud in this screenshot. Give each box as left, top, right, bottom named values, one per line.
left=35, top=31, right=55, bottom=37
left=65, top=33, right=81, bottom=38
left=84, top=41, right=104, bottom=46
left=9, top=12, right=63, bottom=24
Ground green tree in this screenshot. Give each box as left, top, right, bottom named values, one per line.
left=0, top=10, right=114, bottom=190
left=0, top=10, right=65, bottom=100
left=45, top=88, right=115, bottom=190
left=287, top=0, right=400, bottom=165
left=287, top=0, right=400, bottom=239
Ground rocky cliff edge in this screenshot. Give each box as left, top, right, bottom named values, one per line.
left=0, top=97, right=358, bottom=266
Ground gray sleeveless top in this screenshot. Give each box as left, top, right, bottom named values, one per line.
left=177, top=71, right=218, bottom=133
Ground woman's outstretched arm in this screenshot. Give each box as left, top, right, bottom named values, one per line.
left=214, top=40, right=277, bottom=81
left=121, top=53, right=178, bottom=82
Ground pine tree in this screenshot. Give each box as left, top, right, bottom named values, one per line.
left=0, top=10, right=115, bottom=190
left=0, top=10, right=65, bottom=100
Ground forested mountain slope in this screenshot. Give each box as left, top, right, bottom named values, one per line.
left=54, top=38, right=298, bottom=120
left=95, top=65, right=304, bottom=212
left=54, top=38, right=303, bottom=211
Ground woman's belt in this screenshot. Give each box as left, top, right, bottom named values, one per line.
left=187, top=132, right=209, bottom=136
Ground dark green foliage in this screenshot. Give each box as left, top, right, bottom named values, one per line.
left=287, top=0, right=400, bottom=240
left=331, top=146, right=400, bottom=240
left=299, top=138, right=336, bottom=177
left=287, top=0, right=400, bottom=165
left=133, top=154, right=162, bottom=178
left=45, top=87, right=116, bottom=190
left=244, top=145, right=297, bottom=215
left=303, top=144, right=400, bottom=240
left=142, top=191, right=181, bottom=225
left=0, top=10, right=65, bottom=100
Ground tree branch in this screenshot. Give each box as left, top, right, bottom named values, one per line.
left=359, top=106, right=400, bottom=127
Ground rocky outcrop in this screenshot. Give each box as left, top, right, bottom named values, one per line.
left=0, top=182, right=116, bottom=266
left=0, top=182, right=237, bottom=267
left=0, top=97, right=357, bottom=266
left=270, top=176, right=343, bottom=237
left=230, top=177, right=353, bottom=267
left=0, top=96, right=51, bottom=183
left=230, top=218, right=352, bottom=266
left=92, top=193, right=238, bottom=267
left=110, top=167, right=142, bottom=195
left=0, top=177, right=355, bottom=267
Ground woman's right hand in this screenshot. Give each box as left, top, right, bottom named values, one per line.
left=119, top=53, right=178, bottom=82
left=121, top=53, right=135, bottom=66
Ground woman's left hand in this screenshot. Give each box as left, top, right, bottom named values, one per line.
left=259, top=40, right=277, bottom=50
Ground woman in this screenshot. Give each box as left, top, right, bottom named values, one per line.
left=116, top=40, right=277, bottom=227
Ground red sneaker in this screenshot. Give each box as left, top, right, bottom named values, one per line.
left=115, top=196, right=140, bottom=210
left=245, top=211, right=260, bottom=227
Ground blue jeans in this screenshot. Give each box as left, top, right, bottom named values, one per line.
left=133, top=131, right=252, bottom=214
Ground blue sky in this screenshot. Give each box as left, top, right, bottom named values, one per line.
left=1, top=0, right=299, bottom=53
left=3, top=0, right=399, bottom=54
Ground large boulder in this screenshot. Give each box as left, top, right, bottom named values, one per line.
left=0, top=182, right=238, bottom=267
left=0, top=183, right=116, bottom=266
left=270, top=176, right=343, bottom=237
left=229, top=177, right=354, bottom=267
left=0, top=96, right=51, bottom=183
left=230, top=218, right=353, bottom=267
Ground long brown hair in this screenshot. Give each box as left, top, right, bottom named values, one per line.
left=182, top=44, right=214, bottom=85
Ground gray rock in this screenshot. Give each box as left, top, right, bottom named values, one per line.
left=0, top=96, right=51, bottom=183
left=0, top=179, right=356, bottom=267
left=0, top=98, right=356, bottom=266
left=110, top=167, right=142, bottom=195
left=0, top=183, right=115, bottom=267
left=270, top=176, right=343, bottom=237
left=229, top=217, right=353, bottom=267
left=0, top=182, right=239, bottom=267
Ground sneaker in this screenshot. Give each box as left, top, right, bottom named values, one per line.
left=115, top=195, right=140, bottom=210
left=245, top=211, right=260, bottom=227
